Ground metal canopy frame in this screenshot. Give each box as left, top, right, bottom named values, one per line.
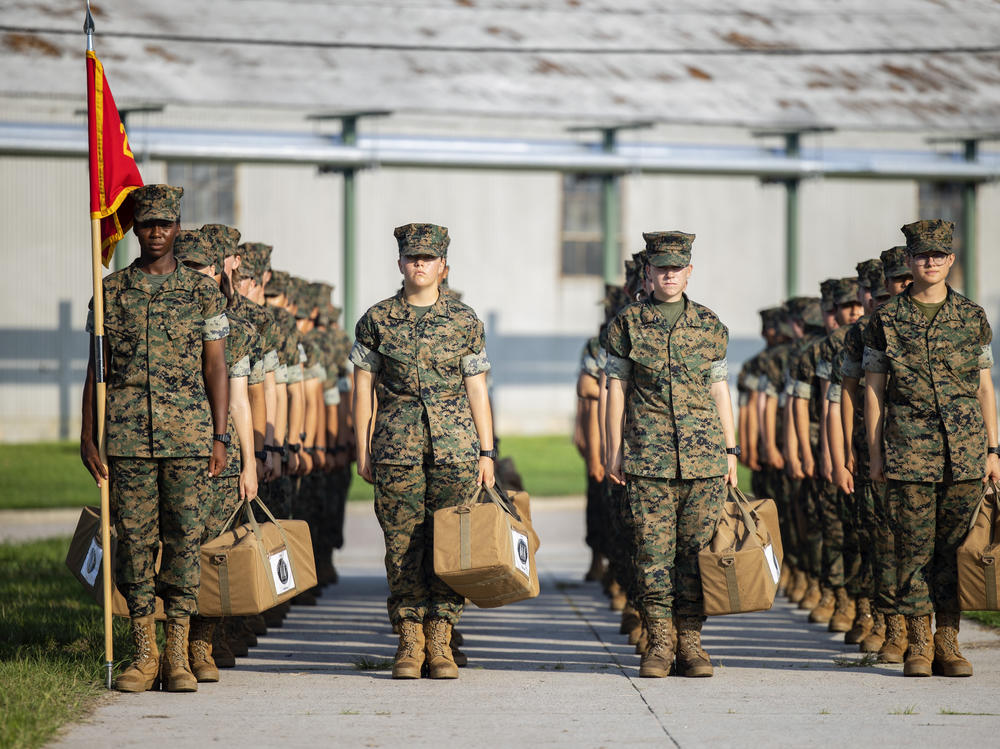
left=2, top=120, right=996, bottom=307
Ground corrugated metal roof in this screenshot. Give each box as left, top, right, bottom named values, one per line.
left=2, top=0, right=1000, bottom=130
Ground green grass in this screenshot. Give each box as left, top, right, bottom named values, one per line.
left=0, top=443, right=96, bottom=510
left=964, top=611, right=1000, bottom=629
left=0, top=438, right=757, bottom=509
left=0, top=536, right=132, bottom=749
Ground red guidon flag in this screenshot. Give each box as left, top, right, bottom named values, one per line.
left=87, top=49, right=143, bottom=267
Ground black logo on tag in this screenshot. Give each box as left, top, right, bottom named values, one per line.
left=517, top=538, right=529, bottom=565
left=277, top=557, right=289, bottom=584
left=85, top=548, right=98, bottom=574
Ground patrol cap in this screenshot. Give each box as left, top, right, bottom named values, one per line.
left=759, top=306, right=783, bottom=330
left=833, top=277, right=861, bottom=306
left=133, top=184, right=183, bottom=223
left=855, top=259, right=882, bottom=291
left=819, top=279, right=839, bottom=312
left=643, top=231, right=694, bottom=267
left=785, top=296, right=822, bottom=326
left=330, top=304, right=342, bottom=324
left=880, top=245, right=911, bottom=279
left=602, top=284, right=629, bottom=320
left=288, top=276, right=311, bottom=318
left=315, top=306, right=331, bottom=327
left=394, top=223, right=449, bottom=258
left=776, top=306, right=797, bottom=339
left=201, top=224, right=241, bottom=269
left=902, top=219, right=953, bottom=256
left=173, top=229, right=214, bottom=268
left=264, top=269, right=289, bottom=297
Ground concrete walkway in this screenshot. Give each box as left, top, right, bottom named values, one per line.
left=49, top=498, right=1000, bottom=748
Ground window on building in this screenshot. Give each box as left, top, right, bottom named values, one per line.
left=917, top=181, right=964, bottom=290
left=561, top=173, right=614, bottom=276
left=165, top=162, right=236, bottom=226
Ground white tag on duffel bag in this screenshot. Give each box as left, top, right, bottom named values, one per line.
left=269, top=548, right=296, bottom=594
left=511, top=529, right=530, bottom=579
left=764, top=544, right=780, bottom=584
left=81, top=538, right=102, bottom=586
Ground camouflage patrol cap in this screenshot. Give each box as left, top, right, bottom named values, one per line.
left=880, top=245, right=911, bottom=279
left=315, top=306, right=331, bottom=327
left=833, top=277, right=861, bottom=306
left=173, top=229, right=214, bottom=268
left=855, top=259, right=883, bottom=291
left=643, top=231, right=694, bottom=267
left=902, top=219, right=953, bottom=255
left=264, top=269, right=289, bottom=297
left=602, top=284, right=629, bottom=321
left=785, top=296, right=822, bottom=326
left=819, top=279, right=839, bottom=312
left=759, top=306, right=783, bottom=330
left=330, top=304, right=342, bottom=324
left=394, top=223, right=449, bottom=258
left=775, top=306, right=797, bottom=339
left=288, top=276, right=312, bottom=319
left=200, top=224, right=241, bottom=269
left=132, top=184, right=183, bottom=223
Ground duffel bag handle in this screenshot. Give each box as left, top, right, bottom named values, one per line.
left=726, top=485, right=769, bottom=548
left=462, top=481, right=523, bottom=523
left=966, top=481, right=1000, bottom=537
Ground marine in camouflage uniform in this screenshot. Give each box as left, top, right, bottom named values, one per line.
left=864, top=219, right=999, bottom=677
left=80, top=185, right=231, bottom=692
left=606, top=231, right=737, bottom=679
left=351, top=223, right=494, bottom=680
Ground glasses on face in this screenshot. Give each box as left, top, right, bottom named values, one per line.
left=910, top=252, right=950, bottom=266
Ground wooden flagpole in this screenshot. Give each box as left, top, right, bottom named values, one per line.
left=85, top=2, right=115, bottom=690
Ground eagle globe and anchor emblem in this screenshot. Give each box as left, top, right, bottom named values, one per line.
left=517, top=537, right=529, bottom=566
left=276, top=556, right=290, bottom=585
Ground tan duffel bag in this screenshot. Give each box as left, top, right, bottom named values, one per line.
left=500, top=485, right=540, bottom=553
left=957, top=482, right=1000, bottom=611
left=65, top=506, right=165, bottom=619
left=197, top=496, right=317, bottom=616
left=699, top=486, right=782, bottom=616
left=434, top=483, right=541, bottom=608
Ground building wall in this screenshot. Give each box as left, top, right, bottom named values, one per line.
left=1, top=117, right=997, bottom=441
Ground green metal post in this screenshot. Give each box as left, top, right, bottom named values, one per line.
left=784, top=133, right=801, bottom=298
left=342, top=117, right=357, bottom=330
left=602, top=129, right=620, bottom=284
left=962, top=139, right=978, bottom=301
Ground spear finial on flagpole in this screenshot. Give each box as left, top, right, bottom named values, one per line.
left=84, top=1, right=95, bottom=51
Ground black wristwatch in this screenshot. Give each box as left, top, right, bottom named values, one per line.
left=213, top=433, right=230, bottom=446
left=264, top=444, right=286, bottom=458
left=287, top=443, right=302, bottom=454
left=480, top=448, right=498, bottom=459
left=988, top=446, right=1000, bottom=458
left=726, top=446, right=742, bottom=458
left=254, top=449, right=268, bottom=462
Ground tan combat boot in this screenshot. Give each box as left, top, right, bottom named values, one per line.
left=450, top=628, right=468, bottom=667
left=859, top=608, right=885, bottom=652
left=634, top=626, right=648, bottom=655
left=787, top=569, right=808, bottom=603
left=619, top=604, right=641, bottom=635
left=844, top=597, right=873, bottom=644
left=675, top=617, right=713, bottom=678
left=392, top=620, right=425, bottom=679
left=903, top=615, right=933, bottom=677
left=877, top=614, right=908, bottom=663
left=828, top=588, right=854, bottom=633
left=778, top=564, right=791, bottom=596
left=608, top=581, right=627, bottom=611
left=424, top=618, right=459, bottom=679
left=188, top=618, right=219, bottom=683
left=211, top=619, right=236, bottom=668
left=809, top=587, right=836, bottom=624
left=638, top=618, right=675, bottom=678
left=799, top=577, right=822, bottom=610
left=115, top=615, right=160, bottom=692
left=223, top=619, right=249, bottom=657
left=161, top=617, right=198, bottom=692
left=584, top=551, right=606, bottom=582
left=248, top=614, right=268, bottom=636
left=932, top=612, right=973, bottom=677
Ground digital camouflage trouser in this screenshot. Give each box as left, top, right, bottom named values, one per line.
left=627, top=474, right=726, bottom=620
left=584, top=473, right=604, bottom=554
left=846, top=481, right=875, bottom=600
left=203, top=475, right=240, bottom=541
left=374, top=459, right=478, bottom=625
left=816, top=480, right=845, bottom=588
left=870, top=480, right=898, bottom=614
left=604, top=479, right=639, bottom=602
left=891, top=476, right=981, bottom=616
left=110, top=456, right=210, bottom=619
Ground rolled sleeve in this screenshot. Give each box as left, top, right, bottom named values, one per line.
left=349, top=340, right=382, bottom=373
left=744, top=373, right=760, bottom=392
left=304, top=364, right=327, bottom=381
left=203, top=312, right=230, bottom=341
left=324, top=387, right=341, bottom=406
left=287, top=363, right=304, bottom=384
left=738, top=392, right=749, bottom=407
left=979, top=344, right=994, bottom=370
left=862, top=346, right=889, bottom=374
left=263, top=349, right=279, bottom=373
left=337, top=375, right=352, bottom=393
left=815, top=359, right=832, bottom=380
left=841, top=356, right=863, bottom=380
left=710, top=358, right=728, bottom=383
left=249, top=358, right=265, bottom=386
left=580, top=352, right=600, bottom=379
left=792, top=380, right=812, bottom=400
left=275, top=363, right=289, bottom=384
left=827, top=383, right=842, bottom=403
left=605, top=353, right=632, bottom=381
left=229, top=354, right=251, bottom=379
left=461, top=348, right=491, bottom=377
